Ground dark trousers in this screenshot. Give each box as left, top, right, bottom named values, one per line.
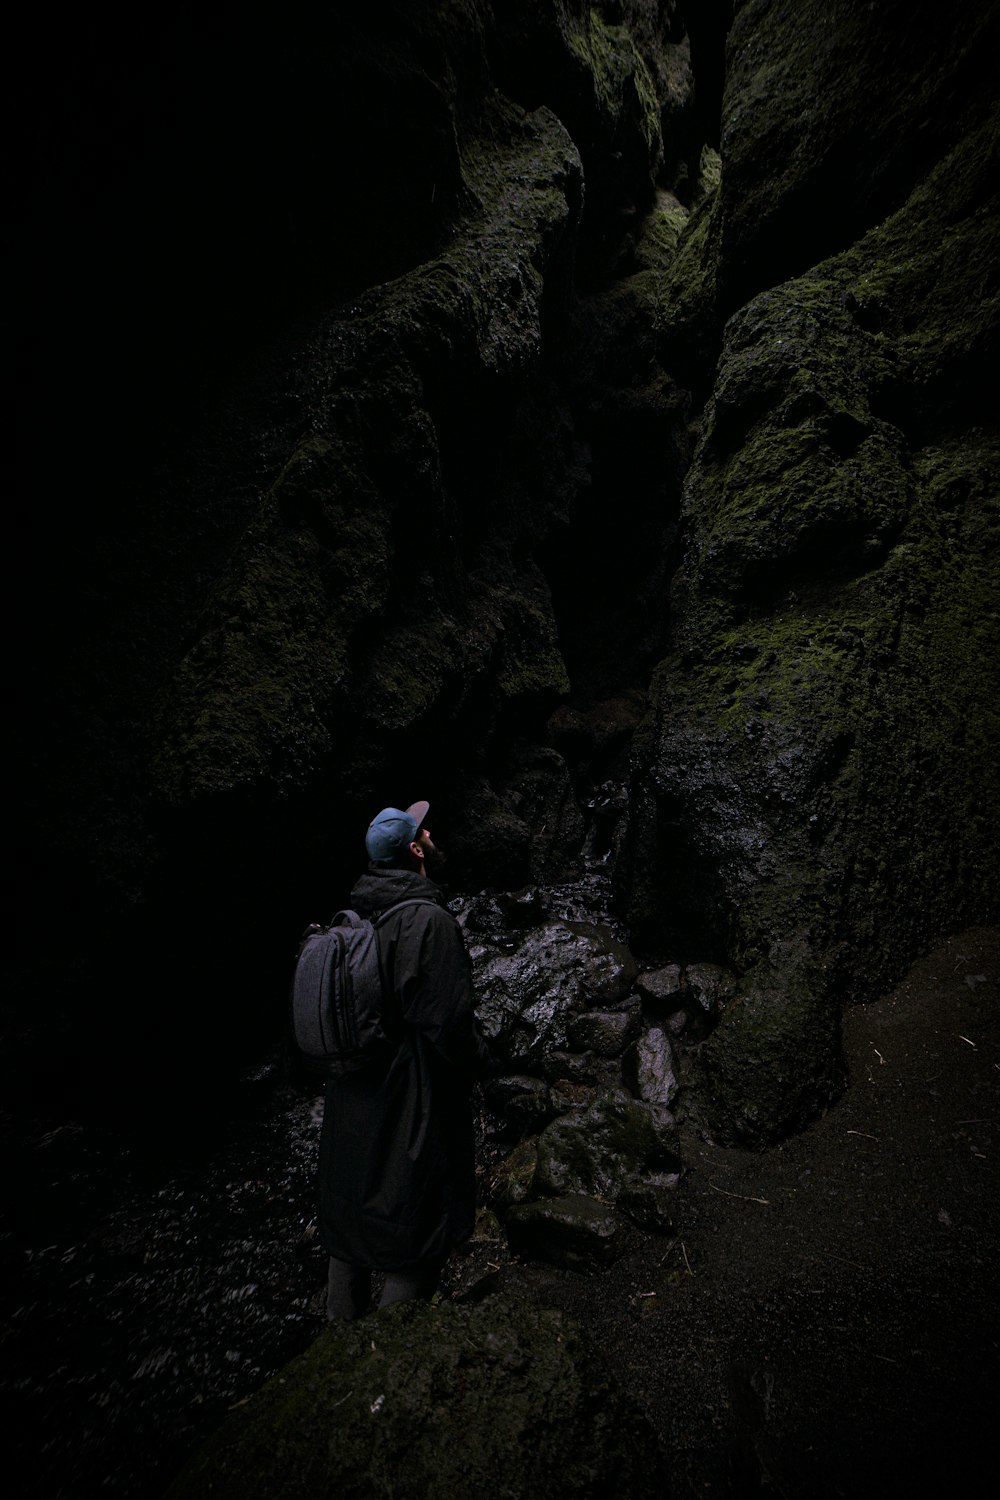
left=326, top=1254, right=445, bottom=1321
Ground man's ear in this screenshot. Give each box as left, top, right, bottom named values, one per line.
left=408, top=840, right=425, bottom=862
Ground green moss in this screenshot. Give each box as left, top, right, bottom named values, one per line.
left=688, top=939, right=843, bottom=1145
left=649, top=186, right=724, bottom=374
left=166, top=1298, right=666, bottom=1500
left=568, top=7, right=661, bottom=156
left=488, top=1137, right=538, bottom=1211
left=636, top=106, right=1000, bottom=1023
left=150, top=97, right=585, bottom=806
left=632, top=189, right=690, bottom=271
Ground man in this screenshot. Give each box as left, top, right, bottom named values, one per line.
left=318, top=799, right=496, bottom=1319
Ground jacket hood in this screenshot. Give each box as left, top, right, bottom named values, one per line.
left=349, top=867, right=444, bottom=917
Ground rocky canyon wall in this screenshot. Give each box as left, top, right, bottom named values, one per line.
left=11, top=1, right=999, bottom=1138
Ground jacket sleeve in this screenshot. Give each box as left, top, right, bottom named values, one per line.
left=395, top=905, right=497, bottom=1079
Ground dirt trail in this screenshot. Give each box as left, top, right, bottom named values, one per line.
left=497, top=926, right=1000, bottom=1498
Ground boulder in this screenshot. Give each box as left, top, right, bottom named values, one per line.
left=624, top=1026, right=681, bottom=1110
left=684, top=962, right=737, bottom=1022
left=505, top=1194, right=624, bottom=1270
left=549, top=1079, right=600, bottom=1115
left=617, top=1173, right=680, bottom=1234
left=636, top=963, right=684, bottom=1006
left=541, top=1050, right=601, bottom=1085
left=567, top=1002, right=642, bottom=1057
left=473, top=921, right=637, bottom=1064
left=165, top=1296, right=666, bottom=1499
left=685, top=940, right=843, bottom=1145
left=533, top=1092, right=681, bottom=1200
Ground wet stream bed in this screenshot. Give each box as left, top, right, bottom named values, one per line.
left=2, top=1082, right=330, bottom=1498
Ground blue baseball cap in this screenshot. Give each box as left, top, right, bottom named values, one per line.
left=365, top=800, right=430, bottom=863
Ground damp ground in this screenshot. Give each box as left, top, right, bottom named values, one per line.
left=2, top=926, right=997, bottom=1498
left=496, top=925, right=1000, bottom=1499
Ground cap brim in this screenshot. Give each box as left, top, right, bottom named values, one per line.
left=406, top=799, right=430, bottom=829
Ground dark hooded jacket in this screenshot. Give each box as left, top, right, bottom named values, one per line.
left=318, top=867, right=495, bottom=1268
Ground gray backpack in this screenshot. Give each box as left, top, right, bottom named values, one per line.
left=291, top=898, right=436, bottom=1077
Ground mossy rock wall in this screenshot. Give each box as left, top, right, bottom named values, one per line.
left=165, top=1297, right=667, bottom=1500
left=626, top=5, right=1000, bottom=1139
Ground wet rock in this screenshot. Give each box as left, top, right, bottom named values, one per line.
left=624, top=1026, right=681, bottom=1110
left=636, top=963, right=684, bottom=1006
left=482, top=1075, right=552, bottom=1132
left=166, top=1296, right=665, bottom=1499
left=541, top=1050, right=600, bottom=1085
left=567, top=1002, right=642, bottom=1057
left=570, top=929, right=640, bottom=1004
left=487, top=1138, right=538, bottom=1214
left=685, top=962, right=738, bottom=1024
left=457, top=890, right=517, bottom=945
left=496, top=885, right=547, bottom=929
left=505, top=1195, right=623, bottom=1271
left=581, top=780, right=630, bottom=869
left=473, top=922, right=636, bottom=1064
left=533, top=1093, right=681, bottom=1200
left=549, top=1080, right=599, bottom=1114
left=617, top=1173, right=680, bottom=1234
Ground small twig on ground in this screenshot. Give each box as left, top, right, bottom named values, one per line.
left=847, top=1130, right=878, bottom=1140
left=658, top=1236, right=679, bottom=1266
left=709, top=1181, right=770, bottom=1205
left=681, top=1241, right=695, bottom=1277
left=958, top=1035, right=978, bottom=1048
left=330, top=1389, right=355, bottom=1410
left=873, top=1047, right=886, bottom=1065
left=798, top=1250, right=863, bottom=1272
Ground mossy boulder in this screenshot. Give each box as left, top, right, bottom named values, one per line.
left=505, top=1193, right=624, bottom=1270
left=165, top=1296, right=667, bottom=1499
left=533, top=1092, right=681, bottom=1198
left=684, top=938, right=843, bottom=1145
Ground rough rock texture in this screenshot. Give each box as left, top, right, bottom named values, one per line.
left=12, top=0, right=1000, bottom=1144
left=12, top=2, right=699, bottom=1092
left=624, top=1025, right=681, bottom=1109
left=472, top=919, right=637, bottom=1063
left=533, top=1092, right=681, bottom=1198
left=165, top=1296, right=667, bottom=1499
left=623, top=0, right=1000, bottom=1140
left=505, top=1193, right=624, bottom=1270
left=566, top=1002, right=642, bottom=1055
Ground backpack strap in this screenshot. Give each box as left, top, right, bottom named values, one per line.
left=371, top=896, right=441, bottom=928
